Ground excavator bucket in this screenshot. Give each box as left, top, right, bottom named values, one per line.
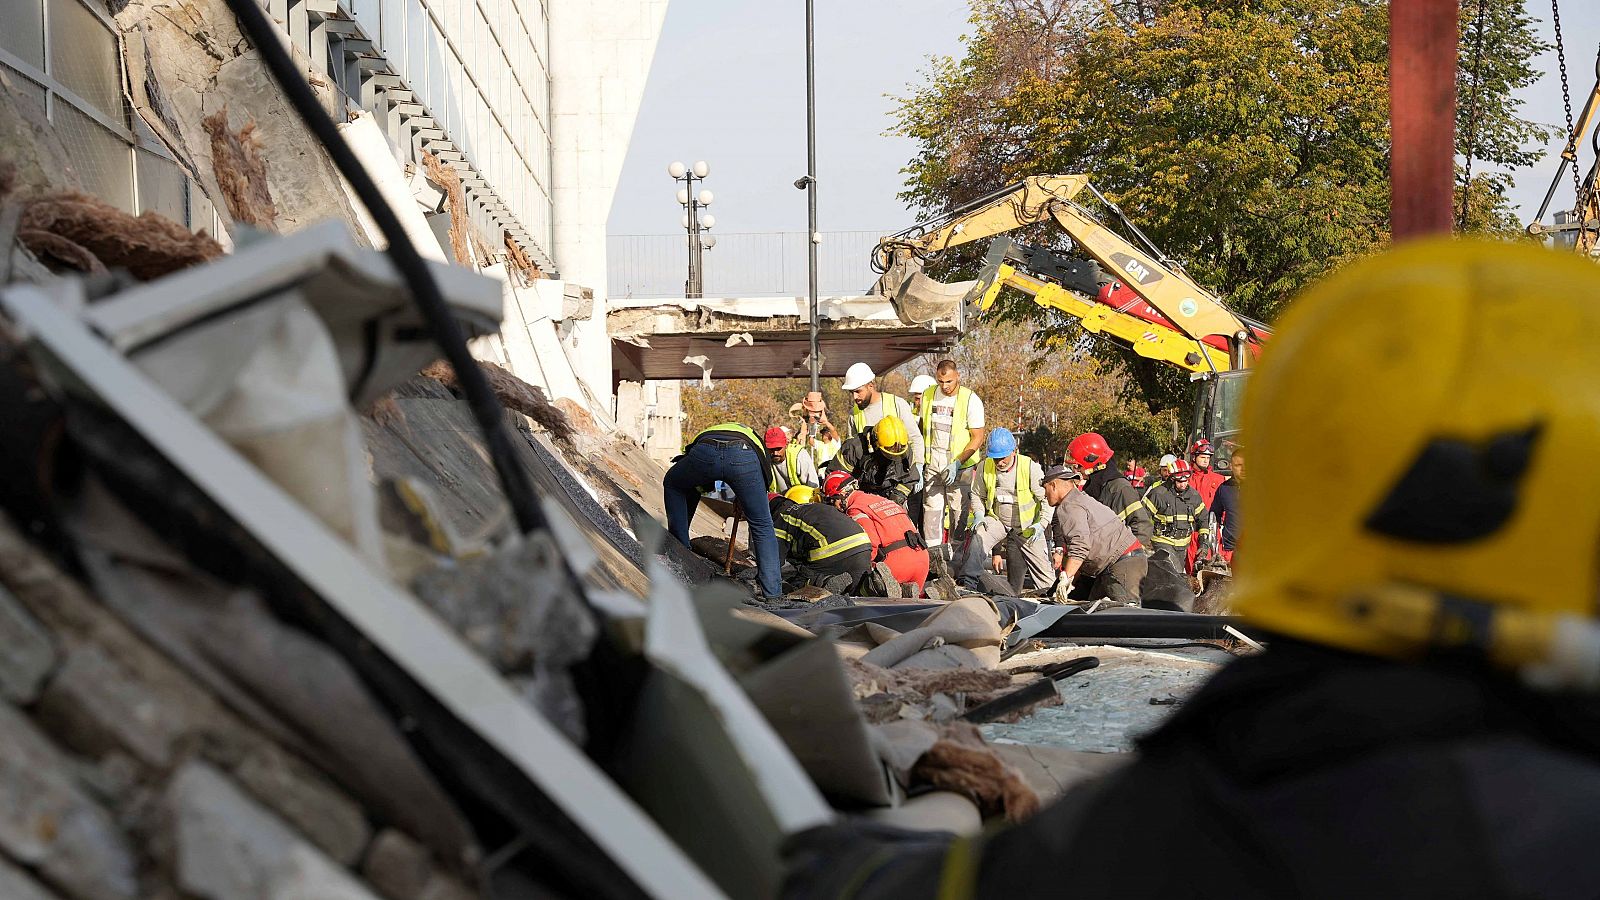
left=870, top=243, right=1014, bottom=326
left=871, top=253, right=980, bottom=326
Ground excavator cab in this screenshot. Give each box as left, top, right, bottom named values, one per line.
left=1190, top=370, right=1248, bottom=473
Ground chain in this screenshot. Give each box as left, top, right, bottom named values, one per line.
left=1553, top=0, right=1584, bottom=213
left=1459, top=0, right=1491, bottom=229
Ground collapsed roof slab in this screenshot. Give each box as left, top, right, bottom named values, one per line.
left=608, top=295, right=965, bottom=382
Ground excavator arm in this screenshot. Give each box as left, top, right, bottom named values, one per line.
left=874, top=175, right=1260, bottom=365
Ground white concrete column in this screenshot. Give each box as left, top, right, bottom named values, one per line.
left=548, top=0, right=671, bottom=412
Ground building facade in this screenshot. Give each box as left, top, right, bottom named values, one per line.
left=0, top=0, right=667, bottom=415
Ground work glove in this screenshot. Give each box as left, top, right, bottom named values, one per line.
left=945, top=461, right=961, bottom=485
left=1021, top=525, right=1037, bottom=540
left=1052, top=577, right=1075, bottom=604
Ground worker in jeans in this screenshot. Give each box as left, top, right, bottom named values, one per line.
left=663, top=423, right=783, bottom=599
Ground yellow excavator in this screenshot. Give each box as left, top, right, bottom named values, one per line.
left=871, top=174, right=1269, bottom=455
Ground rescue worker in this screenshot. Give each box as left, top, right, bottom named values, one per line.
left=769, top=486, right=873, bottom=593
left=784, top=239, right=1600, bottom=900
left=765, top=426, right=818, bottom=493
left=1066, top=432, right=1153, bottom=550
left=1186, top=438, right=1228, bottom=572
left=961, top=428, right=1052, bottom=593
left=917, top=359, right=986, bottom=550
left=1142, top=458, right=1209, bottom=577
left=1208, top=448, right=1242, bottom=565
left=1041, top=464, right=1145, bottom=606
left=663, top=422, right=782, bottom=599
left=833, top=416, right=917, bottom=508
left=823, top=470, right=929, bottom=596
left=841, top=362, right=924, bottom=469
left=906, top=374, right=937, bottom=526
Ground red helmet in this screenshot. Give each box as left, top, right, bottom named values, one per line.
left=764, top=427, right=789, bottom=450
left=822, top=470, right=857, bottom=498
left=1189, top=438, right=1213, bottom=457
left=1169, top=459, right=1194, bottom=476
left=1067, top=432, right=1113, bottom=469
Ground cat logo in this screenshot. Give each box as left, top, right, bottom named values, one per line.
left=1109, top=252, right=1162, bottom=286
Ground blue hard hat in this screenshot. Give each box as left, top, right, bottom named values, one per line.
left=986, top=427, right=1017, bottom=459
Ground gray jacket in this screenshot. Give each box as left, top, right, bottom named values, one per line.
left=1050, top=488, right=1139, bottom=575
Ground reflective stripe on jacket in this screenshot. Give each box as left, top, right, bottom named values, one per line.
left=1142, top=483, right=1209, bottom=548
left=918, top=385, right=979, bottom=467
left=979, top=454, right=1040, bottom=528
left=773, top=500, right=872, bottom=563
left=1084, top=465, right=1154, bottom=548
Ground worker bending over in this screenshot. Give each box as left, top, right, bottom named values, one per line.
left=823, top=471, right=929, bottom=596
left=769, top=486, right=872, bottom=593
left=1041, top=464, right=1145, bottom=606
left=662, top=423, right=782, bottom=599
left=960, top=428, right=1052, bottom=593
left=841, top=362, right=924, bottom=468
left=833, top=416, right=918, bottom=508
left=1067, top=432, right=1153, bottom=549
left=765, top=426, right=818, bottom=493
left=784, top=239, right=1600, bottom=899
left=917, top=359, right=986, bottom=550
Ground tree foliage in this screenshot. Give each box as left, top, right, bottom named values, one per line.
left=893, top=0, right=1552, bottom=422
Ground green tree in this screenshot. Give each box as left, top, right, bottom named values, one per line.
left=895, top=0, right=1552, bottom=417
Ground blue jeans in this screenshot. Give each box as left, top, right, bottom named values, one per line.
left=663, top=439, right=783, bottom=599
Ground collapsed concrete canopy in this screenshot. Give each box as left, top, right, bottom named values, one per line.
left=608, top=294, right=964, bottom=383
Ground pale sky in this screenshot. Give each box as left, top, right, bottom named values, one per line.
left=611, top=1, right=1600, bottom=242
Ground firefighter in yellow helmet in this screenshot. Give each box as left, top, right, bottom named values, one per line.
left=783, top=239, right=1600, bottom=899
left=830, top=414, right=918, bottom=509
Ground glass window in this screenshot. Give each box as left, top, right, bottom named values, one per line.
left=188, top=183, right=217, bottom=238
left=135, top=149, right=187, bottom=225
left=0, top=0, right=46, bottom=69
left=1, top=63, right=48, bottom=107
left=54, top=101, right=133, bottom=211
left=48, top=0, right=125, bottom=123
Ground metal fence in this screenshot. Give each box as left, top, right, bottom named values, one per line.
left=606, top=230, right=891, bottom=298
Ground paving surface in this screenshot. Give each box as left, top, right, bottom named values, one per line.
left=983, top=643, right=1229, bottom=753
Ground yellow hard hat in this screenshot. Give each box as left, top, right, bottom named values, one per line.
left=874, top=415, right=910, bottom=457
left=1231, top=237, right=1600, bottom=681
left=784, top=485, right=817, bottom=504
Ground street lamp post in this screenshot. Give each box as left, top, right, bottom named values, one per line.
left=669, top=160, right=716, bottom=298
left=802, top=0, right=820, bottom=392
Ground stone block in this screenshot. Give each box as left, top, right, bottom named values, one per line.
left=0, top=583, right=55, bottom=703
left=361, top=829, right=474, bottom=900
left=164, top=761, right=379, bottom=900
left=232, top=745, right=370, bottom=867
left=32, top=644, right=185, bottom=770
left=0, top=700, right=137, bottom=900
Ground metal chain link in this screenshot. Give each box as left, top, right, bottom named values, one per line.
left=1553, top=0, right=1584, bottom=213
left=1459, top=0, right=1491, bottom=229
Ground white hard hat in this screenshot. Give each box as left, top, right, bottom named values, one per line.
left=841, top=362, right=876, bottom=391
left=909, top=374, right=936, bottom=396
left=1159, top=453, right=1178, bottom=470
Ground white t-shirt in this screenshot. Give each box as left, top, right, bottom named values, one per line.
left=929, top=390, right=986, bottom=452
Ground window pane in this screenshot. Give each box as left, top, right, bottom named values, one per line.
left=0, top=0, right=45, bottom=68
left=1, top=63, right=48, bottom=107
left=54, top=101, right=133, bottom=212
left=188, top=183, right=217, bottom=238
left=48, top=0, right=124, bottom=123
left=135, top=149, right=186, bottom=224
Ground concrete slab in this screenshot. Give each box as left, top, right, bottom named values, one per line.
left=608, top=295, right=962, bottom=382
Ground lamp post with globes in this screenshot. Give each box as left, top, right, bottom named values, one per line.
left=668, top=160, right=716, bottom=298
